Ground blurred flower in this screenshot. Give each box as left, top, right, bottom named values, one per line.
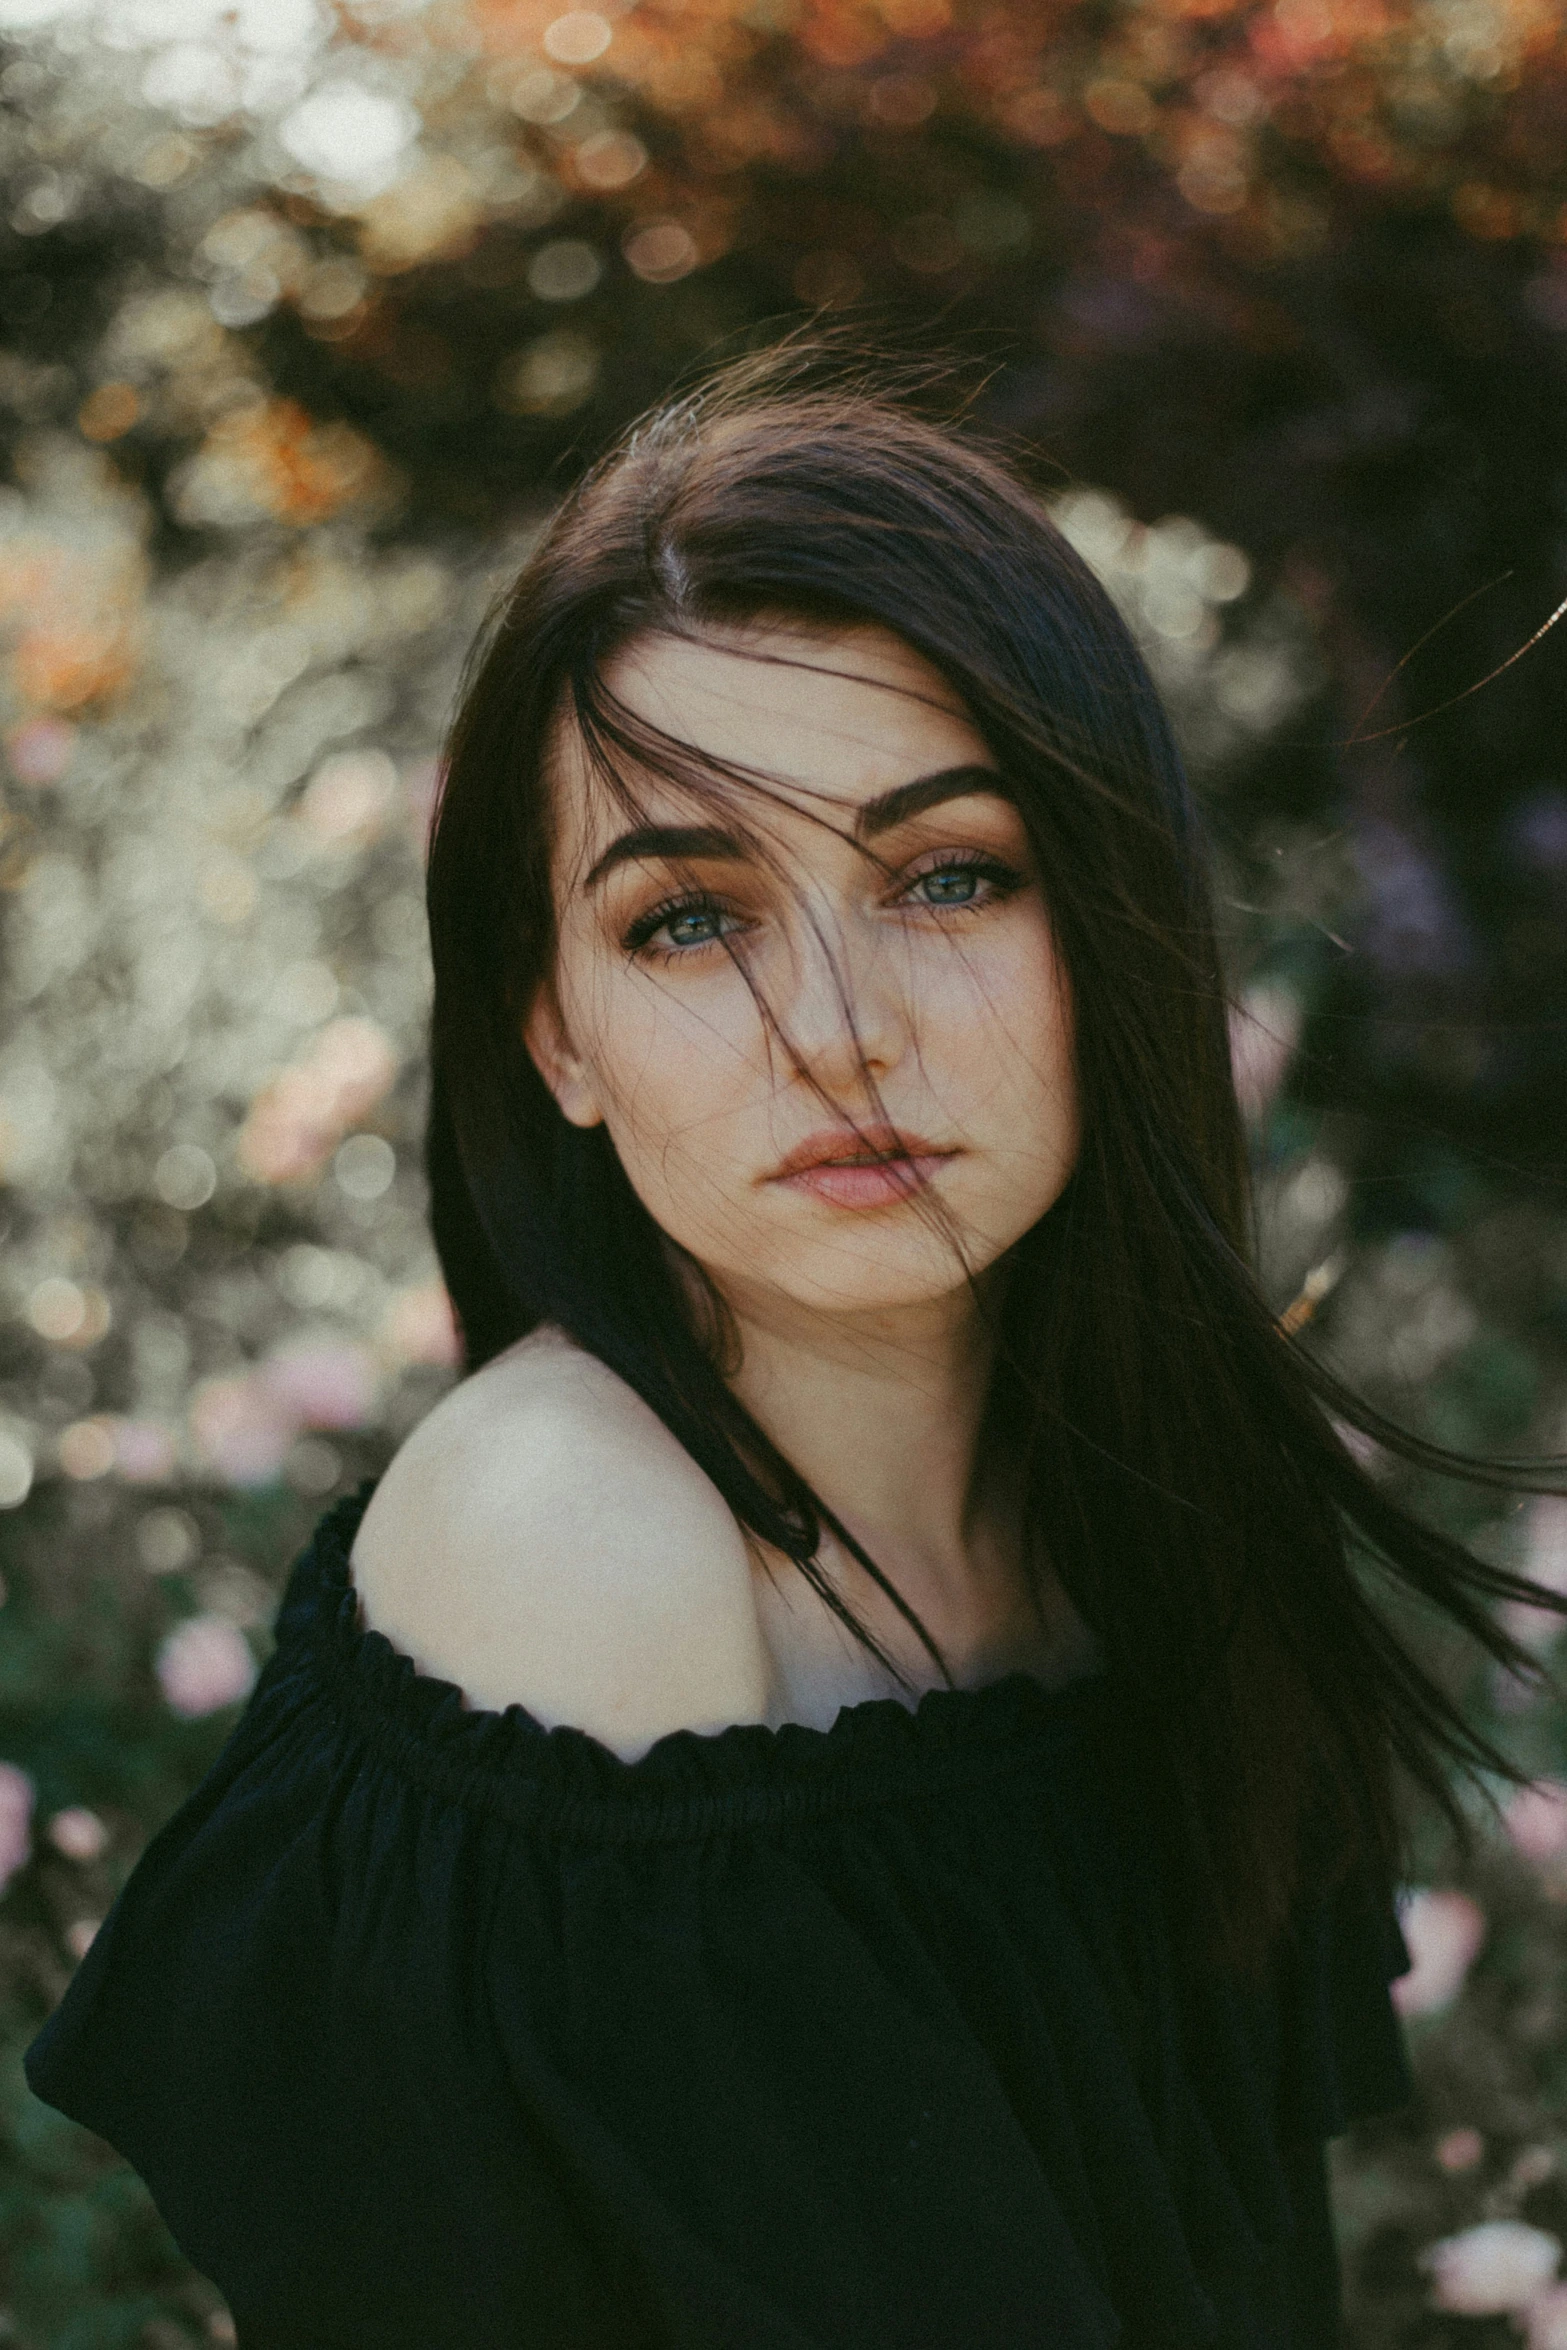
left=357, top=155, right=484, bottom=272
left=1507, top=787, right=1567, bottom=875
left=1393, top=1887, right=1487, bottom=2017
left=1229, top=982, right=1304, bottom=1121
left=572, top=131, right=647, bottom=192
left=1500, top=1496, right=1567, bottom=1650
left=135, top=1506, right=198, bottom=1574
left=0, top=1430, right=34, bottom=1510
left=298, top=258, right=367, bottom=324
left=1419, top=2220, right=1561, bottom=2314
left=543, top=11, right=612, bottom=65
left=1525, top=2284, right=1567, bottom=2350
left=195, top=1557, right=271, bottom=1628
left=1331, top=1418, right=1391, bottom=1480
left=237, top=1015, right=398, bottom=1183
left=623, top=220, right=699, bottom=284
left=278, top=82, right=419, bottom=199
left=260, top=1338, right=378, bottom=1430
left=401, top=756, right=442, bottom=847
left=333, top=1133, right=395, bottom=1199
left=1504, top=1779, right=1567, bottom=1866
left=527, top=239, right=603, bottom=301
left=189, top=1374, right=294, bottom=1485
left=155, top=1613, right=258, bottom=1717
left=25, top=1278, right=111, bottom=1347
left=276, top=959, right=340, bottom=1024
left=78, top=381, right=142, bottom=443
left=1434, top=2126, right=1486, bottom=2172
left=1353, top=818, right=1478, bottom=980
left=154, top=1145, right=217, bottom=1213
left=379, top=1281, right=460, bottom=1368
left=64, top=1916, right=100, bottom=1959
left=1084, top=78, right=1155, bottom=136
left=47, top=1805, right=108, bottom=1862
left=171, top=397, right=393, bottom=530
left=197, top=850, right=257, bottom=923
left=503, top=66, right=581, bottom=125
left=494, top=331, right=600, bottom=416
left=0, top=528, right=144, bottom=711
left=0, top=1762, right=35, bottom=1894
left=57, top=1416, right=119, bottom=1479
left=298, top=748, right=397, bottom=845
left=4, top=713, right=76, bottom=785
left=1177, top=121, right=1251, bottom=216
left=113, top=1419, right=179, bottom=1483
left=285, top=1434, right=341, bottom=1494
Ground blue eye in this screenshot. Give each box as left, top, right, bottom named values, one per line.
left=622, top=893, right=743, bottom=957
left=915, top=866, right=982, bottom=905
left=903, top=854, right=1023, bottom=911
left=665, top=906, right=726, bottom=947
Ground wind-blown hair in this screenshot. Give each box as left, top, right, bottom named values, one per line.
left=424, top=346, right=1567, bottom=1984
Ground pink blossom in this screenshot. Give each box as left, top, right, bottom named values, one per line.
left=1420, top=2220, right=1560, bottom=2315
left=401, top=756, right=443, bottom=850
left=1434, top=2127, right=1485, bottom=2173
left=1504, top=1779, right=1567, bottom=1866
left=236, top=1017, right=398, bottom=1184
left=155, top=1615, right=258, bottom=1718
left=378, top=1281, right=460, bottom=1369
left=1501, top=1496, right=1567, bottom=1651
left=5, top=714, right=76, bottom=786
left=1392, top=1887, right=1487, bottom=2017
left=1524, top=2282, right=1567, bottom=2349
left=1330, top=1418, right=1391, bottom=1480
left=113, top=1418, right=179, bottom=1483
left=65, top=1917, right=100, bottom=1961
left=298, top=749, right=396, bottom=845
left=1227, top=984, right=1302, bottom=1124
left=0, top=1762, right=34, bottom=1893
left=260, top=1341, right=377, bottom=1430
left=47, top=1806, right=108, bottom=1862
left=189, top=1375, right=294, bottom=1486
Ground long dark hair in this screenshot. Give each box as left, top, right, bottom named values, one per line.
left=424, top=344, right=1567, bottom=1984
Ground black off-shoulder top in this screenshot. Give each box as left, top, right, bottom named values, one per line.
left=24, top=1481, right=1414, bottom=2350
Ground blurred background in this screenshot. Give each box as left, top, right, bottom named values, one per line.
left=0, top=0, right=1563, bottom=2337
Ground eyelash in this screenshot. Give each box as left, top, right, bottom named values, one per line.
left=620, top=851, right=1028, bottom=963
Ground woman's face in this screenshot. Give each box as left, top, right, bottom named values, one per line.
left=526, top=619, right=1079, bottom=1329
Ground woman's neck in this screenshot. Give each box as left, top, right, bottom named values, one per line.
left=716, top=1279, right=1006, bottom=1594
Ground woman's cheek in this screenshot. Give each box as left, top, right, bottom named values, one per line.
left=594, top=976, right=760, bottom=1165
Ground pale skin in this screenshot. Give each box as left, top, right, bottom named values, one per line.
left=352, top=619, right=1100, bottom=1759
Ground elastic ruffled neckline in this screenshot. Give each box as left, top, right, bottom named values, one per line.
left=286, top=1479, right=1116, bottom=1841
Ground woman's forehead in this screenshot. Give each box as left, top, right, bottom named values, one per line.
left=553, top=621, right=989, bottom=849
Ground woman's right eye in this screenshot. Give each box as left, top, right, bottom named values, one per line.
left=622, top=894, right=746, bottom=957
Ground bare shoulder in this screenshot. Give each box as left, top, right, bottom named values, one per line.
left=350, top=1327, right=775, bottom=1761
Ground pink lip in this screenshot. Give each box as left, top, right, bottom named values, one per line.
left=766, top=1126, right=958, bottom=1209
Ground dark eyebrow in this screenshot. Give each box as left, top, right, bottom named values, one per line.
left=581, top=766, right=1007, bottom=892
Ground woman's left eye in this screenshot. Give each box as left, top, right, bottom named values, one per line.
left=900, top=855, right=1023, bottom=911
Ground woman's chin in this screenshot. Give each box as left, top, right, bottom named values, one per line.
left=704, top=1240, right=1002, bottom=1329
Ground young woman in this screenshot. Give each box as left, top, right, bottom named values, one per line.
left=25, top=351, right=1567, bottom=2350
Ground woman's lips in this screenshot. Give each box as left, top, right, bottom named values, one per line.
left=766, top=1128, right=958, bottom=1210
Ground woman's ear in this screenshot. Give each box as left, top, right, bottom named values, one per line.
left=523, top=981, right=604, bottom=1128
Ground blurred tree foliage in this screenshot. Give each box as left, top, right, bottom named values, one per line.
left=0, top=0, right=1564, bottom=2340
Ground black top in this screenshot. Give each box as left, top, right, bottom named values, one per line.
left=25, top=1481, right=1414, bottom=2350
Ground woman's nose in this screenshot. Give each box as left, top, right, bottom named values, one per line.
left=776, top=902, right=905, bottom=1086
